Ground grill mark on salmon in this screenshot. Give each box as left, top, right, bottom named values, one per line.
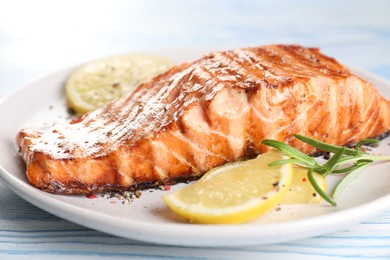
left=171, top=126, right=229, bottom=164
left=16, top=44, right=390, bottom=194
left=152, top=138, right=199, bottom=173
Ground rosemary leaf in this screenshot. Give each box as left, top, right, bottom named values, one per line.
left=332, top=164, right=370, bottom=198
left=307, top=168, right=337, bottom=206
left=294, top=134, right=357, bottom=156
left=261, top=139, right=316, bottom=166
left=322, top=147, right=345, bottom=177
left=332, top=160, right=372, bottom=173
left=355, top=139, right=380, bottom=154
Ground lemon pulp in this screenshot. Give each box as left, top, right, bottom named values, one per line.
left=281, top=166, right=326, bottom=204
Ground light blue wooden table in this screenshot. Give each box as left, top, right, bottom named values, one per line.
left=0, top=0, right=389, bottom=259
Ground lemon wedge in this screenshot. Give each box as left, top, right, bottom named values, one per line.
left=163, top=149, right=293, bottom=224
left=281, top=166, right=326, bottom=204
left=65, top=53, right=175, bottom=115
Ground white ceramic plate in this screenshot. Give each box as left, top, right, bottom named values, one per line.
left=1, top=48, right=390, bottom=247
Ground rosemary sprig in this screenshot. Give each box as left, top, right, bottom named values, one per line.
left=262, top=134, right=390, bottom=206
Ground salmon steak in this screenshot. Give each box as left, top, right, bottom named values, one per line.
left=16, top=44, right=390, bottom=194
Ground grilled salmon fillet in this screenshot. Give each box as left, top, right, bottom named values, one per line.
left=16, top=44, right=390, bottom=194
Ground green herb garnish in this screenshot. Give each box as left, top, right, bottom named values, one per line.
left=262, top=134, right=390, bottom=206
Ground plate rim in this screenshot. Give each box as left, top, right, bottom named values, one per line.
left=2, top=161, right=390, bottom=247
left=1, top=51, right=390, bottom=247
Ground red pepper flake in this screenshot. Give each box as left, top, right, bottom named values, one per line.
left=164, top=184, right=171, bottom=191
left=87, top=194, right=97, bottom=199
left=302, top=178, right=307, bottom=182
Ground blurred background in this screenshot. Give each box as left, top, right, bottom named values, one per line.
left=0, top=0, right=389, bottom=97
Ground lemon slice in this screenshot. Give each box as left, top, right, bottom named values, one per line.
left=281, top=166, right=326, bottom=204
left=163, top=150, right=293, bottom=224
left=65, top=53, right=175, bottom=115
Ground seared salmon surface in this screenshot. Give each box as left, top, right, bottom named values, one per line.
left=16, top=45, right=390, bottom=194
